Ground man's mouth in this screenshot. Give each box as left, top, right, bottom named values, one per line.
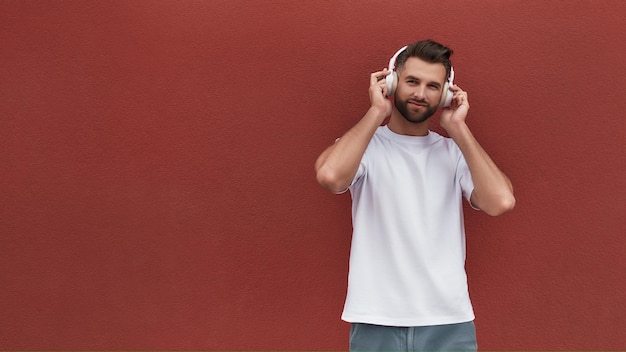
left=408, top=100, right=427, bottom=108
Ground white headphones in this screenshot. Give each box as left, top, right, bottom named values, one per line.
left=385, top=45, right=455, bottom=108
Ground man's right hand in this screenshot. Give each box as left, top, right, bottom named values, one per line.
left=369, top=69, right=393, bottom=118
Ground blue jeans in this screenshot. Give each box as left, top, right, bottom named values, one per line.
left=350, top=321, right=478, bottom=352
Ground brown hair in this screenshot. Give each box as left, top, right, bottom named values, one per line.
left=395, top=39, right=453, bottom=81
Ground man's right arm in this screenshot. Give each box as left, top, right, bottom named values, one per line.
left=315, top=70, right=391, bottom=194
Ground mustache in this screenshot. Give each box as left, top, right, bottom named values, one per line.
left=407, top=98, right=428, bottom=105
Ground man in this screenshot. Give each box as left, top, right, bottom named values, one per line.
left=315, top=40, right=515, bottom=351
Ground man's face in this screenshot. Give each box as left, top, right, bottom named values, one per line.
left=394, top=57, right=447, bottom=124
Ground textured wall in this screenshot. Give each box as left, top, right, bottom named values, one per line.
left=1, top=0, right=624, bottom=350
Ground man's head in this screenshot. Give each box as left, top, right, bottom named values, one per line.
left=395, top=40, right=453, bottom=83
left=392, top=40, right=454, bottom=124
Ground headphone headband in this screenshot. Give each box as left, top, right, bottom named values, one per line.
left=387, top=46, right=408, bottom=71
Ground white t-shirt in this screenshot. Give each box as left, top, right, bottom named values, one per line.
left=341, top=125, right=476, bottom=327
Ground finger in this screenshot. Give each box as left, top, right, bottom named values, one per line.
left=449, top=84, right=463, bottom=93
left=454, top=90, right=466, bottom=98
left=451, top=86, right=467, bottom=100
left=370, top=69, right=390, bottom=86
left=455, top=92, right=469, bottom=108
left=378, top=80, right=388, bottom=96
left=370, top=79, right=387, bottom=97
left=370, top=71, right=387, bottom=86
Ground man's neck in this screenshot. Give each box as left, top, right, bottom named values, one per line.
left=387, top=111, right=430, bottom=136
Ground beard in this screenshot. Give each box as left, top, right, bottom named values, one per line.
left=394, top=96, right=438, bottom=124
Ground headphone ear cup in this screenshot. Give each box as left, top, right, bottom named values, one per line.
left=441, top=66, right=455, bottom=108
left=440, top=81, right=453, bottom=107
left=385, top=71, right=397, bottom=97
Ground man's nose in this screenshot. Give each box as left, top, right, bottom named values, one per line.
left=411, top=85, right=426, bottom=99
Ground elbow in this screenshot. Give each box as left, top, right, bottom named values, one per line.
left=484, top=193, right=516, bottom=216
left=316, top=166, right=349, bottom=194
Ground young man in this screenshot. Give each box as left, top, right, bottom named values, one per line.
left=315, top=40, right=515, bottom=351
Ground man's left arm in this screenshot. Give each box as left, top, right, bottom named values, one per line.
left=441, top=86, right=516, bottom=216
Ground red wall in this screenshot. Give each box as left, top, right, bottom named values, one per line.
left=1, top=0, right=625, bottom=350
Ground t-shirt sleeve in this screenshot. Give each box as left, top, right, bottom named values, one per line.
left=343, top=149, right=368, bottom=194
left=331, top=137, right=368, bottom=195
left=457, top=154, right=479, bottom=210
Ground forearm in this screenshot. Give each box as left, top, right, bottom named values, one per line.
left=315, top=107, right=386, bottom=193
left=447, top=122, right=515, bottom=216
